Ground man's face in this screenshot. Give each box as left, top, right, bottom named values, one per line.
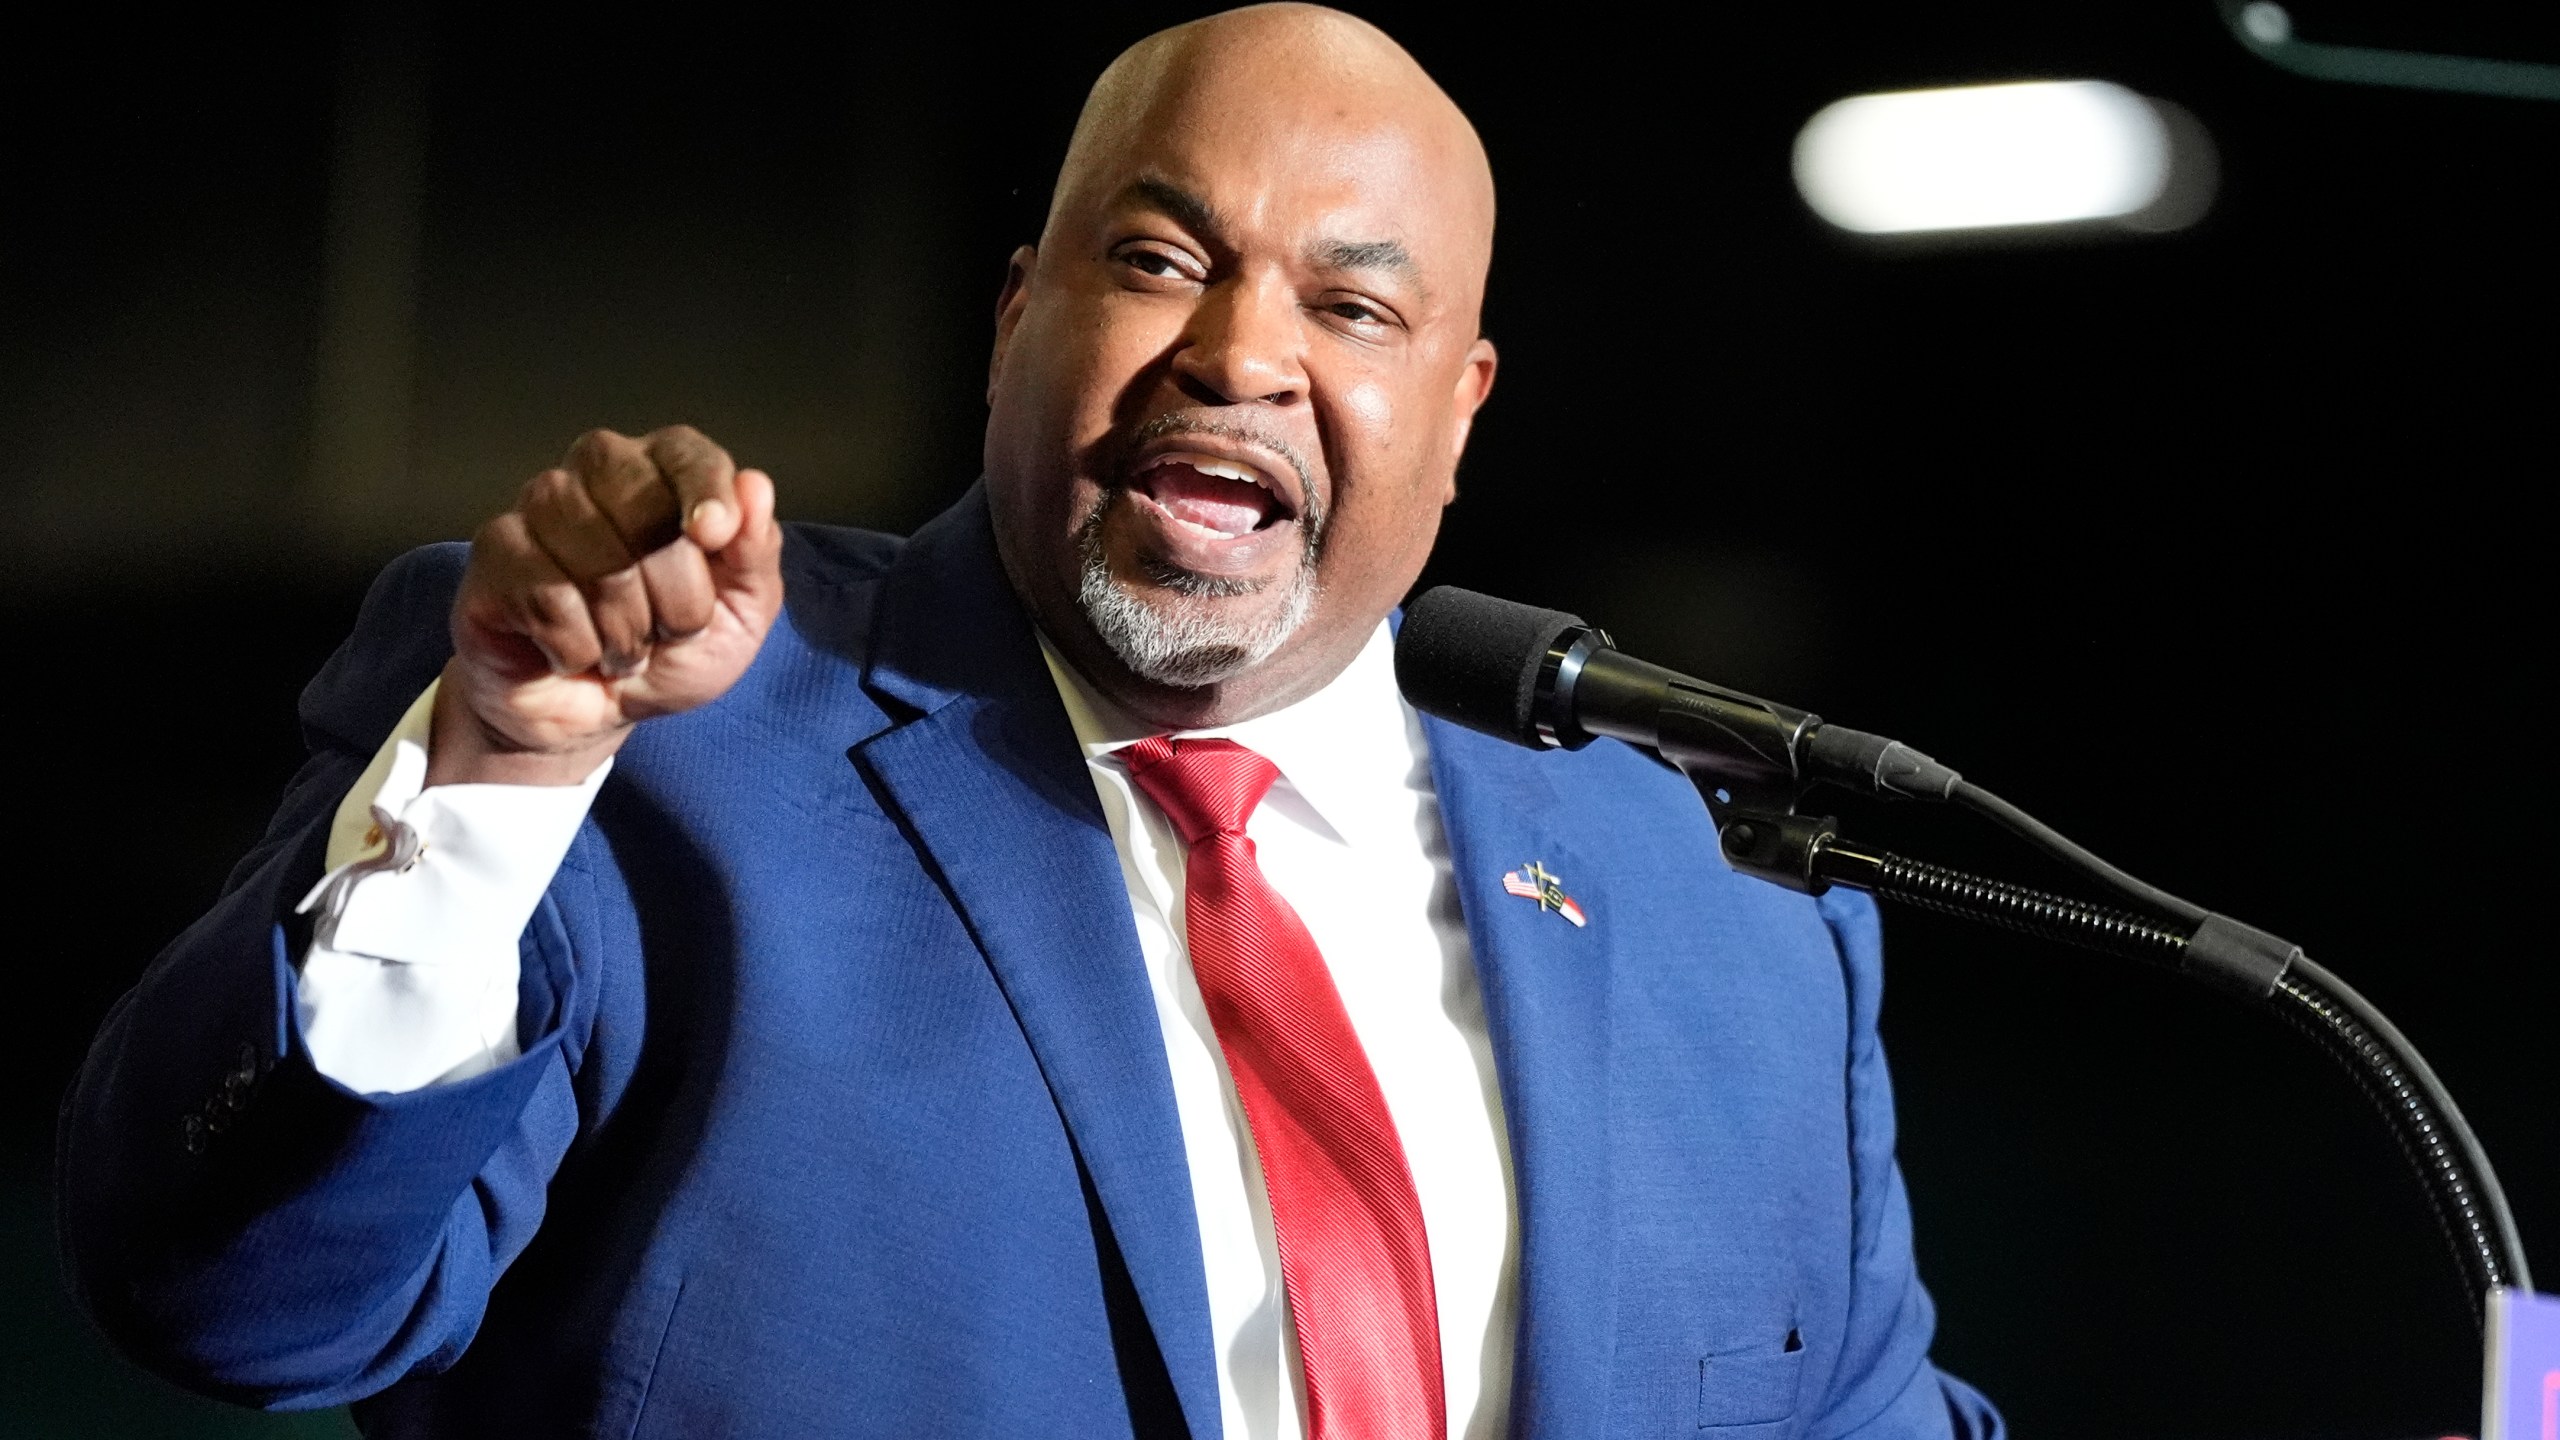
left=982, top=54, right=1497, bottom=724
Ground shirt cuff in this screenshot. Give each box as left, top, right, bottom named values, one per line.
left=297, top=681, right=611, bottom=966
left=292, top=681, right=610, bottom=1093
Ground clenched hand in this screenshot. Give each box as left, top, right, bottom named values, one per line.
left=431, top=426, right=784, bottom=786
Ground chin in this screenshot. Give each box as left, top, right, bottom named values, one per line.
left=1075, top=559, right=1319, bottom=689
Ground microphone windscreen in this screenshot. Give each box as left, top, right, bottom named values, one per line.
left=1395, top=586, right=1586, bottom=748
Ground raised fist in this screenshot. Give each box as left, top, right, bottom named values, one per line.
left=431, top=426, right=784, bottom=786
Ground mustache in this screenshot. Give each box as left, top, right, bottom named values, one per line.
left=1074, top=413, right=1329, bottom=595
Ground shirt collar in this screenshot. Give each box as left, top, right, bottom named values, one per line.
left=1038, top=622, right=1424, bottom=850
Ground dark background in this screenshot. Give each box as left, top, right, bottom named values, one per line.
left=4, top=2, right=2550, bottom=1435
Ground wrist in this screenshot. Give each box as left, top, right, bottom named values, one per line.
left=426, top=668, right=629, bottom=787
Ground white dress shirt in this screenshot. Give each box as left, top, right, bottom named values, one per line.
left=295, top=623, right=1517, bottom=1439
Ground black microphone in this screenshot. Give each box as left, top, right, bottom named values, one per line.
left=1394, top=585, right=1960, bottom=811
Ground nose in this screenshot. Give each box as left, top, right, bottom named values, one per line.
left=1171, top=270, right=1308, bottom=407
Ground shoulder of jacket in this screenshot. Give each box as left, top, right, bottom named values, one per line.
left=780, top=521, right=904, bottom=589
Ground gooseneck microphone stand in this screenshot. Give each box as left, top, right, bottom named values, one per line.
left=1393, top=585, right=2532, bottom=1328
left=1715, top=792, right=2530, bottom=1320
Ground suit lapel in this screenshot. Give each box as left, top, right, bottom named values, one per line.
left=855, top=489, right=1221, bottom=1439
left=1424, top=717, right=1620, bottom=1440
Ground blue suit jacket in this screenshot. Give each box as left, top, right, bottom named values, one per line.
left=59, top=488, right=2000, bottom=1438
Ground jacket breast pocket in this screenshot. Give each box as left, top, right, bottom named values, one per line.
left=1697, top=1327, right=1805, bottom=1432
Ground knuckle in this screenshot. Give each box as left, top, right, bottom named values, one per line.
left=468, top=516, right=544, bottom=579
left=651, top=425, right=732, bottom=482
left=566, top=428, right=626, bottom=468
left=523, top=466, right=579, bottom=506
left=519, top=474, right=586, bottom=531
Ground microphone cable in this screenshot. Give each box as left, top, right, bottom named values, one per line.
left=1946, top=780, right=2209, bottom=926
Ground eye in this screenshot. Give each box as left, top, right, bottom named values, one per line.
left=1112, top=241, right=1203, bottom=283
left=1313, top=292, right=1404, bottom=337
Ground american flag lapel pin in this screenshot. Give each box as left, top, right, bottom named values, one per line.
left=1502, top=861, right=1587, bottom=928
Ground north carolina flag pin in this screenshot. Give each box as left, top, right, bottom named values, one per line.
left=1502, top=861, right=1587, bottom=928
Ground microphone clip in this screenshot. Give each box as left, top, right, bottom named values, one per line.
left=1714, top=809, right=1843, bottom=895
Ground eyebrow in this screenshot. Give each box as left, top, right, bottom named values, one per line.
left=1123, top=175, right=1426, bottom=296
left=1128, top=176, right=1220, bottom=235
left=1309, top=237, right=1421, bottom=290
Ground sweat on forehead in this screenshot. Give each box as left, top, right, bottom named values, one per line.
left=1042, top=5, right=1494, bottom=280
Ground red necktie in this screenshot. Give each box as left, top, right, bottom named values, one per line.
left=1124, top=736, right=1446, bottom=1440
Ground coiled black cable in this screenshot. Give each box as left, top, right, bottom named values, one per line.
left=1820, top=841, right=2190, bottom=962
left=1808, top=835, right=2530, bottom=1320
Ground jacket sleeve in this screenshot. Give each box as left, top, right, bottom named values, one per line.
left=55, top=543, right=602, bottom=1410
left=1807, top=889, right=2007, bottom=1440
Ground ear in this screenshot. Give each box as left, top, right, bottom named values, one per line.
left=1442, top=336, right=1500, bottom=501
left=987, top=245, right=1040, bottom=405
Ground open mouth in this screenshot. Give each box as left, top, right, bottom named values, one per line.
left=1127, top=453, right=1296, bottom=541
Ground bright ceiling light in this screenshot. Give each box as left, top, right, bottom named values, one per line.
left=1793, top=80, right=2175, bottom=235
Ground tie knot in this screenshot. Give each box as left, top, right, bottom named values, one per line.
left=1123, top=736, right=1281, bottom=846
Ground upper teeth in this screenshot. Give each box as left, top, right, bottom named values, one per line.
left=1163, top=455, right=1270, bottom=491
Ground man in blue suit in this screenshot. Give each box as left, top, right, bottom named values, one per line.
left=60, top=6, right=2000, bottom=1436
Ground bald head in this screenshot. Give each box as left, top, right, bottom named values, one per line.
left=984, top=4, right=1502, bottom=729
left=1047, top=5, right=1496, bottom=324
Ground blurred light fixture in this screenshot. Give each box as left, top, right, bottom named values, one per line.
left=1793, top=80, right=2210, bottom=237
